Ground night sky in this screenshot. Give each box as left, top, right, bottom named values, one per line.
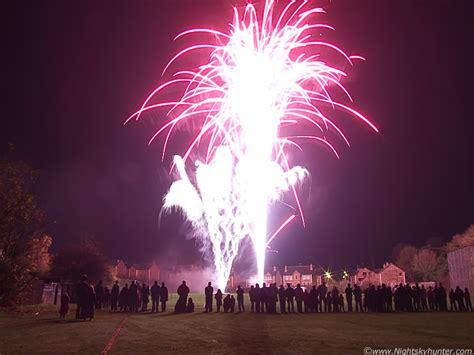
left=4, top=0, right=473, bottom=272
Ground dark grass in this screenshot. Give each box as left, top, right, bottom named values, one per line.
left=1, top=294, right=473, bottom=354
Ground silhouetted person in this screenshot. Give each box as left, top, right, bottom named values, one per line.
left=295, top=284, right=304, bottom=313
left=254, top=284, right=261, bottom=313
left=427, top=286, right=435, bottom=311
left=464, top=288, right=472, bottom=311
left=223, top=294, right=231, bottom=313
left=119, top=283, right=129, bottom=311
left=303, top=289, right=309, bottom=312
left=186, top=298, right=195, bottom=313
left=286, top=284, right=295, bottom=313
left=309, top=286, right=318, bottom=313
left=318, top=282, right=328, bottom=312
left=354, top=285, right=363, bottom=312
left=141, top=283, right=150, bottom=312
left=111, top=281, right=119, bottom=311
left=151, top=281, right=161, bottom=313
left=345, top=284, right=353, bottom=312
left=215, top=289, right=223, bottom=312
left=260, top=283, right=268, bottom=313
left=420, top=285, right=428, bottom=311
left=449, top=288, right=457, bottom=311
left=81, top=285, right=96, bottom=320
left=59, top=286, right=70, bottom=319
left=204, top=282, right=214, bottom=312
left=175, top=281, right=189, bottom=313
left=205, top=282, right=214, bottom=312
left=236, top=285, right=245, bottom=312
left=230, top=295, right=236, bottom=312
left=413, top=283, right=421, bottom=311
left=129, top=281, right=138, bottom=312
left=454, top=286, right=466, bottom=311
left=75, top=275, right=89, bottom=319
left=161, top=282, right=168, bottom=312
left=438, top=283, right=447, bottom=311
left=278, top=285, right=286, bottom=313
left=331, top=287, right=339, bottom=312
left=94, top=281, right=104, bottom=309
left=339, top=293, right=345, bottom=312
left=249, top=286, right=256, bottom=312
left=268, top=283, right=278, bottom=313
left=326, top=291, right=332, bottom=312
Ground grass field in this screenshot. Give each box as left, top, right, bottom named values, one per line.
left=1, top=294, right=473, bottom=354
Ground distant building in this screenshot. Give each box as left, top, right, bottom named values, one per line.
left=113, top=259, right=160, bottom=283
left=350, top=263, right=405, bottom=288
left=264, top=264, right=324, bottom=287
left=447, top=245, right=474, bottom=291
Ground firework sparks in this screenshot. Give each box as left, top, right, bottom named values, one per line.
left=127, top=0, right=378, bottom=291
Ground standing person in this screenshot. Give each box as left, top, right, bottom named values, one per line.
left=249, top=285, right=256, bottom=312
left=236, top=285, right=245, bottom=312
left=129, top=281, right=138, bottom=312
left=215, top=289, right=223, bottom=312
left=449, top=288, right=457, bottom=311
left=186, top=298, right=195, bottom=313
left=111, top=281, right=120, bottom=311
left=454, top=286, right=466, bottom=311
left=286, top=284, right=295, bottom=313
left=326, top=291, right=332, bottom=312
left=160, top=282, right=168, bottom=312
left=331, top=287, right=340, bottom=312
left=260, top=283, right=268, bottom=313
left=59, top=286, right=70, bottom=319
left=175, top=281, right=189, bottom=313
left=413, top=283, right=421, bottom=311
left=438, top=283, right=448, bottom=311
left=309, top=286, right=318, bottom=313
left=464, top=288, right=472, bottom=311
left=294, top=284, right=304, bottom=313
left=119, top=283, right=129, bottom=311
left=354, top=285, right=363, bottom=312
left=278, top=285, right=286, bottom=314
left=420, top=285, right=428, bottom=311
left=254, top=284, right=261, bottom=313
left=205, top=282, right=214, bottom=313
left=141, top=283, right=150, bottom=312
left=150, top=281, right=161, bottom=313
left=81, top=285, right=96, bottom=320
left=230, top=295, right=236, bottom=312
left=339, top=293, right=345, bottom=312
left=427, top=286, right=435, bottom=311
left=345, top=284, right=353, bottom=312
left=318, top=282, right=328, bottom=312
left=268, top=284, right=278, bottom=313
left=223, top=294, right=231, bottom=312
left=303, top=289, right=309, bottom=313
left=94, top=281, right=104, bottom=310
left=75, top=275, right=89, bottom=319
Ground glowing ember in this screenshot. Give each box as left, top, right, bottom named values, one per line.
left=127, top=0, right=378, bottom=290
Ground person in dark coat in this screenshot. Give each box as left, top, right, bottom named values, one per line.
left=151, top=281, right=161, bottom=313
left=309, top=286, right=318, bottom=313
left=331, top=287, right=339, bottom=312
left=278, top=285, right=286, bottom=313
left=454, top=286, right=466, bottom=311
left=75, top=275, right=89, bottom=319
left=295, top=284, right=304, bottom=313
left=339, top=293, right=345, bottom=312
left=268, top=283, right=278, bottom=314
left=223, top=294, right=231, bottom=313
left=449, top=288, right=457, bottom=311
left=215, top=289, right=223, bottom=312
left=119, top=283, right=129, bottom=311
left=81, top=285, right=96, bottom=320
left=160, top=282, right=168, bottom=312
left=141, top=284, right=150, bottom=312
left=94, top=281, right=104, bottom=309
left=260, top=283, right=268, bottom=313
left=345, top=284, right=353, bottom=312
left=111, top=281, right=120, bottom=311
left=205, top=282, right=214, bottom=312
left=129, top=281, right=138, bottom=312
left=464, top=288, right=472, bottom=311
left=175, top=281, right=189, bottom=313
left=438, top=283, right=447, bottom=311
left=60, top=286, right=70, bottom=319
left=249, top=285, right=256, bottom=312
left=413, top=283, right=421, bottom=311
left=286, top=284, right=295, bottom=313
left=186, top=298, right=195, bottom=313
left=303, top=289, right=309, bottom=313
left=254, top=284, right=261, bottom=313
left=354, top=284, right=363, bottom=312
left=230, top=295, right=236, bottom=313
left=326, top=291, right=332, bottom=312
left=318, top=282, right=328, bottom=312
left=420, top=285, right=428, bottom=311
left=427, top=286, right=435, bottom=311
left=236, top=285, right=245, bottom=312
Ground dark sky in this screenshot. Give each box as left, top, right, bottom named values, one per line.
left=4, top=0, right=473, bottom=272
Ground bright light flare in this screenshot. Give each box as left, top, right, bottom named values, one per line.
left=127, top=0, right=377, bottom=291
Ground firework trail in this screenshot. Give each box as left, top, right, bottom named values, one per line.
left=127, top=0, right=378, bottom=291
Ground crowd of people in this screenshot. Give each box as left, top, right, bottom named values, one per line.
left=60, top=276, right=473, bottom=319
